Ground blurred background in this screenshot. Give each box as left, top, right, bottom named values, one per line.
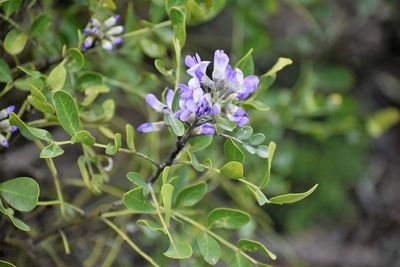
left=196, top=0, right=400, bottom=266
left=1, top=0, right=400, bottom=266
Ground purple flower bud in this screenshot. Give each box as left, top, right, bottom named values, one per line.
left=0, top=138, right=8, bottom=148
left=101, top=39, right=113, bottom=51
left=107, top=25, right=124, bottom=35
left=137, top=122, right=167, bottom=133
left=195, top=123, right=215, bottom=136
left=114, top=37, right=123, bottom=45
left=237, top=75, right=259, bottom=100
left=83, top=28, right=91, bottom=35
left=6, top=105, right=15, bottom=114
left=9, top=125, right=18, bottom=132
left=226, top=104, right=249, bottom=127
left=83, top=36, right=94, bottom=49
left=145, top=94, right=168, bottom=113
left=165, top=89, right=174, bottom=110
left=213, top=50, right=230, bottom=81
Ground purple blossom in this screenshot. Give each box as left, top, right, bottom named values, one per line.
left=137, top=122, right=167, bottom=133
left=185, top=54, right=210, bottom=80
left=138, top=49, right=259, bottom=136
left=82, top=15, right=124, bottom=51
left=194, top=123, right=215, bottom=136
left=0, top=105, right=17, bottom=148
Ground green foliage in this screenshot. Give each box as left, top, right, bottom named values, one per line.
left=197, top=233, right=221, bottom=265
left=4, top=29, right=27, bottom=55
left=208, top=208, right=250, bottom=229
left=0, top=177, right=39, bottom=212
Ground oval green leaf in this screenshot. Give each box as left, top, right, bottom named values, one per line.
left=176, top=182, right=208, bottom=207
left=53, top=90, right=81, bottom=136
left=0, top=177, right=39, bottom=212
left=197, top=233, right=221, bottom=265
left=208, top=208, right=250, bottom=229
left=238, top=239, right=276, bottom=260
left=123, top=188, right=155, bottom=212
left=4, top=29, right=27, bottom=55
left=220, top=161, right=244, bottom=179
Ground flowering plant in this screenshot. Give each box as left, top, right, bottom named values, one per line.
left=0, top=1, right=317, bottom=266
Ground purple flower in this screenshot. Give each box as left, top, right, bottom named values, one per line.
left=185, top=54, right=210, bottom=80
left=82, top=15, right=124, bottom=51
left=212, top=50, right=230, bottom=81
left=137, top=122, right=167, bottom=133
left=226, top=104, right=249, bottom=127
left=0, top=105, right=17, bottom=148
left=194, top=123, right=215, bottom=136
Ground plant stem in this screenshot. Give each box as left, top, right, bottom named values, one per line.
left=148, top=129, right=192, bottom=183
left=122, top=21, right=172, bottom=38
left=35, top=140, right=66, bottom=217
left=101, top=217, right=160, bottom=267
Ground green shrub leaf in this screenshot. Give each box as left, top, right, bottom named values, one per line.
left=0, top=177, right=39, bottom=212
left=238, top=238, right=276, bottom=260
left=269, top=184, right=318, bottom=205
left=53, top=90, right=81, bottom=136
left=197, top=233, right=221, bottom=265
left=71, top=130, right=96, bottom=146
left=220, top=161, right=244, bottom=179
left=164, top=241, right=193, bottom=259
left=40, top=143, right=64, bottom=158
left=4, top=29, right=27, bottom=55
left=208, top=208, right=250, bottom=229
left=123, top=188, right=155, bottom=212
left=224, top=139, right=244, bottom=163
left=176, top=182, right=207, bottom=207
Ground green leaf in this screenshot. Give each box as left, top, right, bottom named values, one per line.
left=9, top=112, right=53, bottom=142
left=228, top=253, right=252, bottom=267
left=188, top=135, right=213, bottom=152
left=123, top=188, right=155, bottom=212
left=269, top=184, right=318, bottom=205
left=260, top=141, right=276, bottom=189
left=208, top=208, right=250, bottom=229
left=4, top=29, right=27, bottom=55
left=220, top=161, right=244, bottom=179
left=238, top=239, right=276, bottom=260
left=224, top=139, right=244, bottom=163
left=77, top=155, right=91, bottom=189
left=169, top=7, right=186, bottom=47
left=243, top=100, right=270, bottom=112
left=176, top=182, right=208, bottom=207
left=53, top=90, right=81, bottom=136
left=187, top=150, right=205, bottom=172
left=40, top=143, right=64, bottom=158
left=248, top=133, right=265, bottom=146
left=66, top=48, right=85, bottom=71
left=235, top=48, right=254, bottom=76
left=28, top=95, right=55, bottom=114
left=140, top=38, right=166, bottom=58
left=161, top=183, right=174, bottom=227
left=137, top=219, right=166, bottom=234
left=30, top=14, right=50, bottom=37
left=47, top=62, right=67, bottom=91
left=253, top=57, right=293, bottom=98
left=367, top=107, right=400, bottom=137
left=17, top=66, right=44, bottom=78
left=256, top=145, right=269, bottom=158
left=236, top=126, right=253, bottom=140
left=2, top=0, right=22, bottom=17
left=71, top=130, right=96, bottom=146
left=0, top=177, right=39, bottom=212
left=125, top=123, right=135, bottom=150
left=239, top=179, right=269, bottom=206
left=105, top=133, right=122, bottom=155
left=165, top=114, right=185, bottom=136
left=0, top=58, right=12, bottom=83
left=0, top=260, right=16, bottom=267
left=196, top=233, right=221, bottom=265
left=9, top=216, right=30, bottom=231
left=164, top=241, right=193, bottom=259
left=127, top=172, right=149, bottom=194
left=154, top=59, right=173, bottom=76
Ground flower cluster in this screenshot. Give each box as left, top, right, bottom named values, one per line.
left=137, top=50, right=259, bottom=136
left=0, top=106, right=18, bottom=148
left=82, top=15, right=124, bottom=51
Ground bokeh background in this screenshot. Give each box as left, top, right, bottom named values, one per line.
left=1, top=0, right=400, bottom=266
